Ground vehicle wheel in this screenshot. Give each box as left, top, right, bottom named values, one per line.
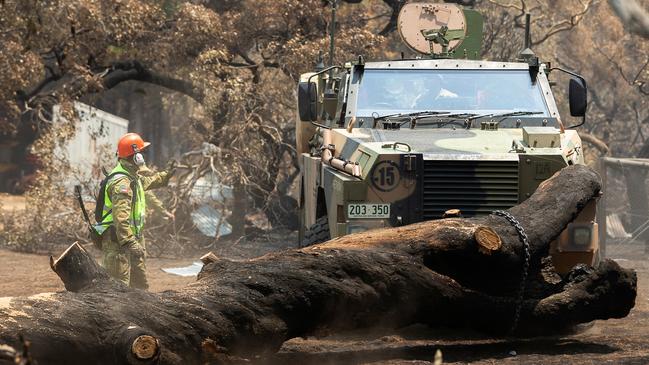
left=301, top=216, right=330, bottom=247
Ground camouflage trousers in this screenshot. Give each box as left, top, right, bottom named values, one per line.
left=101, top=234, right=148, bottom=290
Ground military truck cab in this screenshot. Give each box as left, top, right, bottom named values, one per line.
left=296, top=3, right=597, bottom=274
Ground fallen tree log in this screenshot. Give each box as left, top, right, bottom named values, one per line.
left=0, top=165, right=637, bottom=365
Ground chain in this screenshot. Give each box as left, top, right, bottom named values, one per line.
left=492, top=210, right=531, bottom=334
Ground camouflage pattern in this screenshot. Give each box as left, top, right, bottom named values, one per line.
left=101, top=158, right=171, bottom=289
left=301, top=125, right=587, bottom=235
left=296, top=3, right=598, bottom=269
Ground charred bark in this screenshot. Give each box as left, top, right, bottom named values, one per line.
left=0, top=165, right=637, bottom=365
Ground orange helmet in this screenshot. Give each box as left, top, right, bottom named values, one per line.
left=117, top=133, right=150, bottom=158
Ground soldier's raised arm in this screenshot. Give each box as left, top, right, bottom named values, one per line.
left=140, top=160, right=176, bottom=190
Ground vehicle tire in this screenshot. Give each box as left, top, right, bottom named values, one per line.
left=301, top=216, right=330, bottom=247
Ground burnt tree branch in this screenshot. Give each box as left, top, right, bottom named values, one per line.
left=17, top=59, right=204, bottom=118
left=579, top=131, right=610, bottom=156
left=103, top=60, right=204, bottom=102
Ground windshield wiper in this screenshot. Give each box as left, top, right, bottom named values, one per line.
left=373, top=111, right=544, bottom=129
left=412, top=111, right=544, bottom=129
left=372, top=110, right=450, bottom=122
left=413, top=112, right=479, bottom=129
left=494, top=110, right=544, bottom=123
left=471, top=110, right=544, bottom=123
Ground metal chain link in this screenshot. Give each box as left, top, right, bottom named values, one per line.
left=492, top=210, right=531, bottom=334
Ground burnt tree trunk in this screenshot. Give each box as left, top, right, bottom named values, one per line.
left=0, top=165, right=637, bottom=365
left=230, top=182, right=248, bottom=237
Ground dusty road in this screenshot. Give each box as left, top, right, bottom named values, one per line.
left=0, top=242, right=645, bottom=364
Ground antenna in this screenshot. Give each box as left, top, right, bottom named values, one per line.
left=328, top=0, right=338, bottom=68
left=518, top=13, right=539, bottom=83
left=518, top=13, right=535, bottom=62
left=524, top=13, right=531, bottom=49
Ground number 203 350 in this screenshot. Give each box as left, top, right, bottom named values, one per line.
left=347, top=203, right=390, bottom=219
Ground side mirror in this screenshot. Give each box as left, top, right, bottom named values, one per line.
left=298, top=81, right=317, bottom=121
left=568, top=77, right=587, bottom=117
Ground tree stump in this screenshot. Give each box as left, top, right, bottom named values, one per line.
left=49, top=242, right=112, bottom=292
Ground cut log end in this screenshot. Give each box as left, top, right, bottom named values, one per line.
left=474, top=226, right=502, bottom=255
left=0, top=344, right=17, bottom=362
left=200, top=252, right=220, bottom=265
left=131, top=335, right=159, bottom=360
left=443, top=209, right=462, bottom=218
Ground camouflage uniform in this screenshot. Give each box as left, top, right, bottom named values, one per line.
left=100, top=159, right=171, bottom=289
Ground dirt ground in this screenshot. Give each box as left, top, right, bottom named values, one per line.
left=0, top=240, right=646, bottom=364
left=0, top=248, right=196, bottom=296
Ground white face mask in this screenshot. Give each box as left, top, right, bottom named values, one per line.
left=133, top=152, right=145, bottom=166
left=131, top=143, right=146, bottom=166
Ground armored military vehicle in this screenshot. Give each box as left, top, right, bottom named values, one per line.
left=296, top=3, right=598, bottom=273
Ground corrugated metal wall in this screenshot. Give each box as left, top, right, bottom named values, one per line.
left=53, top=102, right=128, bottom=192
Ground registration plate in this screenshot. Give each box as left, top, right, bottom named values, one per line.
left=347, top=203, right=390, bottom=219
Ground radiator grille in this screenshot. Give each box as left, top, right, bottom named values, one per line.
left=422, top=160, right=519, bottom=219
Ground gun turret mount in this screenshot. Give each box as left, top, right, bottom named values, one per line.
left=421, top=25, right=466, bottom=58
left=398, top=3, right=483, bottom=60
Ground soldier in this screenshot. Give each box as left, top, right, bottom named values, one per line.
left=95, top=132, right=175, bottom=289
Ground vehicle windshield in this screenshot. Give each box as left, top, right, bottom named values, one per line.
left=355, top=69, right=550, bottom=118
